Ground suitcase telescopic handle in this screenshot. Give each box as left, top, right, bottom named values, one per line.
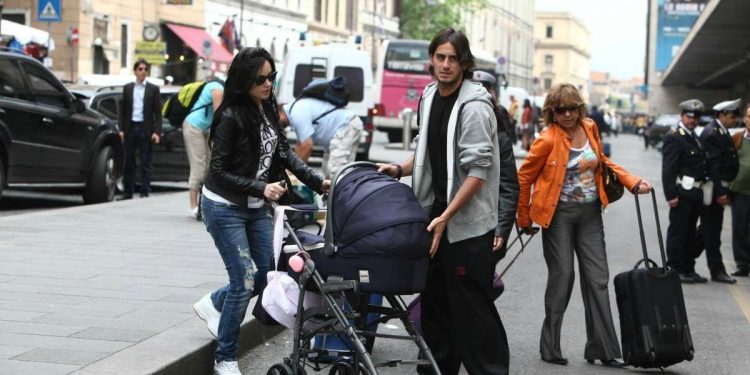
left=633, top=186, right=668, bottom=271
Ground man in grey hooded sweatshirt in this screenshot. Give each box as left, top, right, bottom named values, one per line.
left=378, top=28, right=508, bottom=375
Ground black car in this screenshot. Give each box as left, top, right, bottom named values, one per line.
left=73, top=85, right=189, bottom=183
left=0, top=52, right=123, bottom=203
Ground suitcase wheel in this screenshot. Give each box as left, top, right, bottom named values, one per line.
left=648, top=350, right=656, bottom=362
left=687, top=349, right=694, bottom=361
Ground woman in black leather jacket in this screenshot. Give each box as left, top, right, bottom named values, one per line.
left=192, top=48, right=329, bottom=375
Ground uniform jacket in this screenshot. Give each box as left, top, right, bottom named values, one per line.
left=661, top=124, right=708, bottom=201
left=700, top=119, right=739, bottom=197
left=516, top=119, right=640, bottom=229
left=413, top=80, right=500, bottom=243
left=204, top=105, right=324, bottom=207
left=120, top=81, right=162, bottom=136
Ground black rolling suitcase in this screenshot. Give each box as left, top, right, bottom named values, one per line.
left=614, top=189, right=694, bottom=369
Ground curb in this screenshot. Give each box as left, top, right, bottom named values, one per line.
left=155, top=317, right=285, bottom=375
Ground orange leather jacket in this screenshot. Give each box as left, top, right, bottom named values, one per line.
left=517, top=118, right=641, bottom=229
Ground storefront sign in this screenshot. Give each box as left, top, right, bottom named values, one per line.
left=135, top=41, right=166, bottom=65
left=655, top=0, right=707, bottom=72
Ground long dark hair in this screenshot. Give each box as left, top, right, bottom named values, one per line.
left=209, top=47, right=279, bottom=143
left=428, top=28, right=475, bottom=80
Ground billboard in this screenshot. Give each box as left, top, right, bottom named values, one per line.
left=655, top=0, right=707, bottom=72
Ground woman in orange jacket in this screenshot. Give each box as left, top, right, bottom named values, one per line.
left=516, top=83, right=652, bottom=368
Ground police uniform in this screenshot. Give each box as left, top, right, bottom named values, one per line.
left=696, top=99, right=741, bottom=283
left=662, top=99, right=708, bottom=283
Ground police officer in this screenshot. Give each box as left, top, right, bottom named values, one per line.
left=662, top=99, right=709, bottom=283
left=695, top=99, right=741, bottom=283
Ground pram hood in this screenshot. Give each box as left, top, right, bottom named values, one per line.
left=330, top=166, right=429, bottom=248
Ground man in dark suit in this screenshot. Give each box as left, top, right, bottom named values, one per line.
left=696, top=99, right=741, bottom=283
left=662, top=99, right=709, bottom=284
left=119, top=59, right=161, bottom=199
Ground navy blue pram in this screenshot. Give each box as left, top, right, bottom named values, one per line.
left=267, top=162, right=441, bottom=375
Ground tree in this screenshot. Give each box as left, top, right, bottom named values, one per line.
left=399, top=0, right=487, bottom=40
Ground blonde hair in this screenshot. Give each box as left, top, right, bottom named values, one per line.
left=543, top=83, right=588, bottom=126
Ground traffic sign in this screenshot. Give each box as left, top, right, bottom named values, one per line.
left=66, top=26, right=79, bottom=46
left=37, top=0, right=62, bottom=22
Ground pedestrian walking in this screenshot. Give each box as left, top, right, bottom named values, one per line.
left=472, top=70, right=519, bottom=259
left=184, top=76, right=224, bottom=218
left=283, top=77, right=363, bottom=178
left=378, top=28, right=509, bottom=375
left=662, top=99, right=710, bottom=284
left=119, top=59, right=161, bottom=199
left=695, top=99, right=741, bottom=284
left=192, top=48, right=329, bottom=375
left=521, top=99, right=534, bottom=151
left=516, top=83, right=652, bottom=368
left=730, top=102, right=750, bottom=277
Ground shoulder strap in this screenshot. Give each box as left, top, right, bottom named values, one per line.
left=312, top=107, right=340, bottom=125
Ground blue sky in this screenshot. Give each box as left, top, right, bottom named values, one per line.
left=535, top=0, right=648, bottom=79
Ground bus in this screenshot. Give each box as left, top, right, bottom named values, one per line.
left=372, top=39, right=433, bottom=143
left=372, top=39, right=499, bottom=142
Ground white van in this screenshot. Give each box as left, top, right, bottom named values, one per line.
left=277, top=44, right=374, bottom=160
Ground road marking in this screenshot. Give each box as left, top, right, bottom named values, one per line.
left=729, top=284, right=750, bottom=324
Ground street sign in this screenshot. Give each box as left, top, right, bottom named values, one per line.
left=135, top=41, right=166, bottom=65
left=37, top=0, right=62, bottom=22
left=66, top=26, right=79, bottom=46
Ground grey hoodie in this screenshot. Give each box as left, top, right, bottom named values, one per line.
left=413, top=80, right=500, bottom=243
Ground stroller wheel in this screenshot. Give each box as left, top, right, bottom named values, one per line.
left=328, top=362, right=354, bottom=375
left=267, top=363, right=293, bottom=375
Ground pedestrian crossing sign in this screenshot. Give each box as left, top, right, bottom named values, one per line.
left=37, top=0, right=62, bottom=22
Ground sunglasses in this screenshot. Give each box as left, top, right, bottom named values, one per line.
left=254, top=71, right=277, bottom=86
left=553, top=104, right=581, bottom=115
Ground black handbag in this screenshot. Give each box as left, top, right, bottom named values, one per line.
left=601, top=162, right=624, bottom=203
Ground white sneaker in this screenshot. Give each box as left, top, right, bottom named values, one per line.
left=193, top=292, right=220, bottom=337
left=189, top=206, right=199, bottom=218
left=214, top=361, right=242, bottom=375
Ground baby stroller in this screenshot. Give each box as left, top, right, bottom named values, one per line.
left=266, top=162, right=441, bottom=375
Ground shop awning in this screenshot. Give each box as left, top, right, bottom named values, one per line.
left=165, top=23, right=233, bottom=64
left=0, top=19, right=56, bottom=51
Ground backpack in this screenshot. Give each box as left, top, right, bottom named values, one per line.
left=287, top=76, right=350, bottom=125
left=161, top=79, right=224, bottom=127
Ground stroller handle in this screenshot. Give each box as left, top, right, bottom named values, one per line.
left=322, top=162, right=381, bottom=256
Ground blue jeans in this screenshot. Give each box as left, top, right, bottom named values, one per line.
left=201, top=195, right=274, bottom=362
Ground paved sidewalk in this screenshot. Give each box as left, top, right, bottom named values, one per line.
left=0, top=194, right=283, bottom=375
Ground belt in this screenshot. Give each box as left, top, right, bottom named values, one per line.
left=676, top=176, right=703, bottom=189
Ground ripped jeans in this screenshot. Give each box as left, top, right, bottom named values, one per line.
left=201, top=195, right=273, bottom=362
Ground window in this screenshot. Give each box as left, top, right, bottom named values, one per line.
left=336, top=0, right=340, bottom=26
left=314, top=0, right=322, bottom=21
left=346, top=0, right=356, bottom=31
left=121, top=23, right=129, bottom=69
left=293, top=64, right=326, bottom=97
left=23, top=63, right=68, bottom=109
left=545, top=55, right=553, bottom=65
left=546, top=25, right=553, bottom=38
left=0, top=59, right=29, bottom=100
left=96, top=97, right=119, bottom=120
left=544, top=78, right=552, bottom=90
left=333, top=66, right=364, bottom=102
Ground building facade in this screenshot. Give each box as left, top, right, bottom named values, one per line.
left=204, top=0, right=308, bottom=64
left=2, top=0, right=211, bottom=83
left=463, top=0, right=535, bottom=92
left=360, top=0, right=401, bottom=67
left=533, top=11, right=591, bottom=99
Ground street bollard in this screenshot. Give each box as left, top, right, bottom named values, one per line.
left=401, top=108, right=414, bottom=150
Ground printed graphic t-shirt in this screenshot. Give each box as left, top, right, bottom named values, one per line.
left=247, top=109, right=279, bottom=208
left=560, top=140, right=599, bottom=203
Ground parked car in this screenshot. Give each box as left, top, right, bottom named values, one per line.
left=0, top=52, right=123, bottom=203
left=70, top=85, right=189, bottom=183
left=277, top=44, right=374, bottom=161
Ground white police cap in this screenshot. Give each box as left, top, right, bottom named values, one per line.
left=472, top=70, right=496, bottom=85
left=712, top=99, right=741, bottom=112
left=679, top=99, right=705, bottom=117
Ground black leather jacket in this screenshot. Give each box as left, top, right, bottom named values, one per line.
left=204, top=105, right=324, bottom=206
